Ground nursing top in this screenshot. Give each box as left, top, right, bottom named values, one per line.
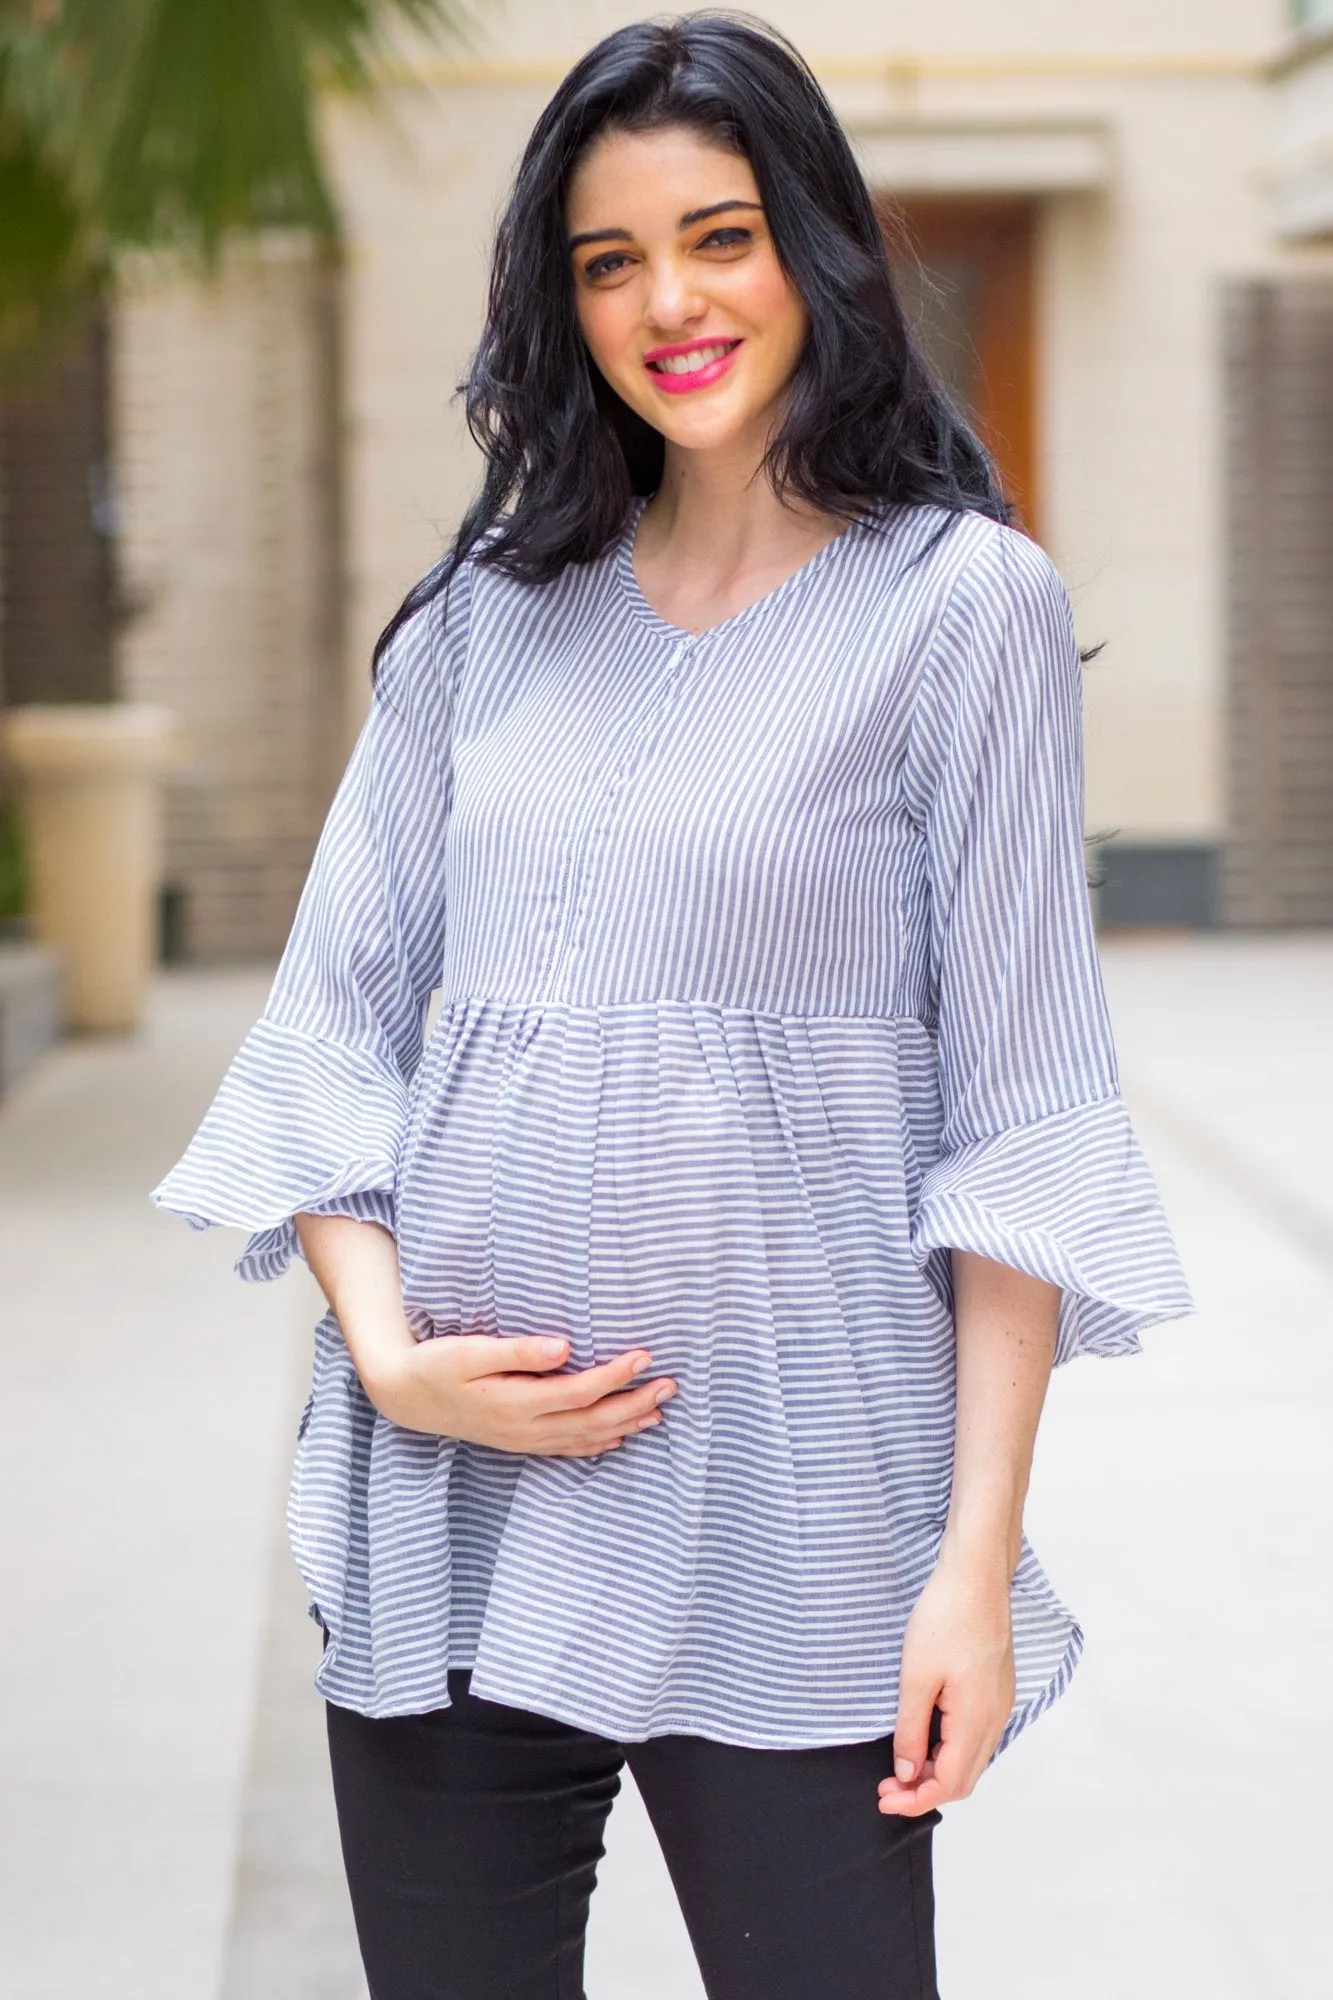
left=154, top=501, right=1192, bottom=1750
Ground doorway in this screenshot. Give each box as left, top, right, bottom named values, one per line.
left=879, top=197, right=1038, bottom=534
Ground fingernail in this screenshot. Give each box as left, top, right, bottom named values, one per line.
left=638, top=1413, right=662, bottom=1431
left=654, top=1383, right=676, bottom=1405
left=894, top=1758, right=915, bottom=1782
left=541, top=1338, right=566, bottom=1358
left=632, top=1352, right=653, bottom=1372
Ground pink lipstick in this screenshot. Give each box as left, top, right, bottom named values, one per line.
left=643, top=336, right=742, bottom=395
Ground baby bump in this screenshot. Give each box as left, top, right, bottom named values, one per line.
left=394, top=1000, right=952, bottom=1427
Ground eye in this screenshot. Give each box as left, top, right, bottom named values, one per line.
left=582, top=250, right=634, bottom=281
left=697, top=226, right=753, bottom=251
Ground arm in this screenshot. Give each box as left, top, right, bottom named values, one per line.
left=151, top=601, right=461, bottom=1271
left=878, top=533, right=1189, bottom=1813
left=877, top=1248, right=1058, bottom=1816
left=295, top=1212, right=677, bottom=1455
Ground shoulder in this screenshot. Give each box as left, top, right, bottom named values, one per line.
left=938, top=517, right=1075, bottom=645
left=459, top=526, right=630, bottom=638
left=844, top=508, right=1076, bottom=715
left=905, top=520, right=1082, bottom=778
left=911, top=518, right=1080, bottom=715
left=377, top=537, right=517, bottom=690
left=370, top=558, right=481, bottom=734
left=375, top=526, right=627, bottom=718
left=846, top=505, right=1069, bottom=627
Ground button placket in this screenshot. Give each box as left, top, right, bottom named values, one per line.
left=539, top=635, right=698, bottom=998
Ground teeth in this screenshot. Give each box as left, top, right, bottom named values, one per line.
left=653, top=342, right=735, bottom=375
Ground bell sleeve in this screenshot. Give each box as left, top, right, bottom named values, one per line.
left=908, top=526, right=1193, bottom=1361
left=151, top=570, right=471, bottom=1281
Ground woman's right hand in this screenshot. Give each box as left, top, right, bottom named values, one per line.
left=369, top=1333, right=676, bottom=1456
left=293, top=1210, right=675, bottom=1458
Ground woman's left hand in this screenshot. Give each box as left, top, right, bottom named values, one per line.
left=876, top=1549, right=1016, bottom=1817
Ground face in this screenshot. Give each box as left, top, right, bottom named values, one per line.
left=565, top=124, right=809, bottom=461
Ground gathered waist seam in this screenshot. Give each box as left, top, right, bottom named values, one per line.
left=430, top=994, right=937, bottom=1028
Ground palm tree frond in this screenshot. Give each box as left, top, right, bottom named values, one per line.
left=294, top=0, right=475, bottom=93
left=0, top=0, right=469, bottom=376
left=60, top=0, right=334, bottom=252
left=0, top=20, right=99, bottom=375
left=50, top=0, right=470, bottom=255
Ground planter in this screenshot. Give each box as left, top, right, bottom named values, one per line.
left=0, top=704, right=175, bottom=1032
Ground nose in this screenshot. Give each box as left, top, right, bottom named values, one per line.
left=643, top=252, right=706, bottom=336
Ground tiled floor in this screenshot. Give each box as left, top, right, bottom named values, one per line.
left=2, top=942, right=1330, bottom=1997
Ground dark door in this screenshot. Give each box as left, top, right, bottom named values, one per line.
left=880, top=197, right=1038, bottom=534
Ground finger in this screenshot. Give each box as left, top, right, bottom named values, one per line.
left=575, top=1379, right=677, bottom=1437
left=878, top=1772, right=949, bottom=1817
left=558, top=1390, right=677, bottom=1452
left=927, top=1702, right=999, bottom=1803
left=880, top=1707, right=994, bottom=1813
left=926, top=1725, right=968, bottom=1801
left=539, top=1376, right=681, bottom=1452
left=877, top=1751, right=937, bottom=1801
left=890, top=1675, right=938, bottom=1786
left=542, top=1432, right=627, bottom=1459
left=532, top=1392, right=671, bottom=1458
left=455, top=1334, right=573, bottom=1379
left=531, top=1349, right=662, bottom=1412
left=942, top=1714, right=1005, bottom=1802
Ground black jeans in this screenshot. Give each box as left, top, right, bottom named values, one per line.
left=327, top=1671, right=940, bottom=2000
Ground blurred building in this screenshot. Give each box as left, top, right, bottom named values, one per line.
left=1227, top=2, right=1333, bottom=924
left=105, top=0, right=1333, bottom=958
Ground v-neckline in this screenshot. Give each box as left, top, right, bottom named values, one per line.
left=614, top=497, right=865, bottom=645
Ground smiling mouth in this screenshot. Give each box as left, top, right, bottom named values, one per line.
left=645, top=339, right=742, bottom=377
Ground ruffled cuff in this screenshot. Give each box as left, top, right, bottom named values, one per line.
left=151, top=1016, right=407, bottom=1283
left=912, top=1095, right=1194, bottom=1362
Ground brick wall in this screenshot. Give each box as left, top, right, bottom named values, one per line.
left=115, top=239, right=346, bottom=963
left=1223, top=278, right=1333, bottom=927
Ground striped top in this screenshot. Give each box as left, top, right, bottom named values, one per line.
left=153, top=500, right=1192, bottom=1749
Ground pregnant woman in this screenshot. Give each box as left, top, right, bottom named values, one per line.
left=155, top=15, right=1191, bottom=1998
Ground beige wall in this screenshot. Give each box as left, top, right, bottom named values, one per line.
left=110, top=0, right=1324, bottom=933
left=326, top=0, right=1296, bottom=845
left=1272, top=23, right=1333, bottom=234
left=1033, top=69, right=1270, bottom=839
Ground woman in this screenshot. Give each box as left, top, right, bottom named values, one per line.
left=155, top=15, right=1192, bottom=1998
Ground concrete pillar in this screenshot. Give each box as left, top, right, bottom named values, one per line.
left=1, top=705, right=174, bottom=1031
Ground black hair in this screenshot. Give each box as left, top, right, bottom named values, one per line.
left=374, top=10, right=1007, bottom=670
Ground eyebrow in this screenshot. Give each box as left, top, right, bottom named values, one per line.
left=568, top=198, right=762, bottom=252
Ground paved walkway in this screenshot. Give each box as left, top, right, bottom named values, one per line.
left=1, top=942, right=1330, bottom=1998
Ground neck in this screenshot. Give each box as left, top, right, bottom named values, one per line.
left=644, top=432, right=831, bottom=571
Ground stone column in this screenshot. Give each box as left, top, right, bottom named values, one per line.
left=0, top=705, right=175, bottom=1032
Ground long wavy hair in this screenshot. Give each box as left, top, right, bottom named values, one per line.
left=374, top=11, right=1007, bottom=669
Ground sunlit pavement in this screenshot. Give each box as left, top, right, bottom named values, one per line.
left=1, top=940, right=1330, bottom=1999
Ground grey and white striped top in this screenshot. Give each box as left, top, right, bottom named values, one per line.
left=154, top=500, right=1192, bottom=1749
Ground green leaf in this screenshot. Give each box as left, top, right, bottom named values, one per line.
left=0, top=0, right=469, bottom=366
left=0, top=788, right=26, bottom=922
left=56, top=0, right=469, bottom=255
left=0, top=21, right=100, bottom=375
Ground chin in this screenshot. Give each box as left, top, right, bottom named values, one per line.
left=644, top=398, right=765, bottom=455
left=656, top=416, right=748, bottom=452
